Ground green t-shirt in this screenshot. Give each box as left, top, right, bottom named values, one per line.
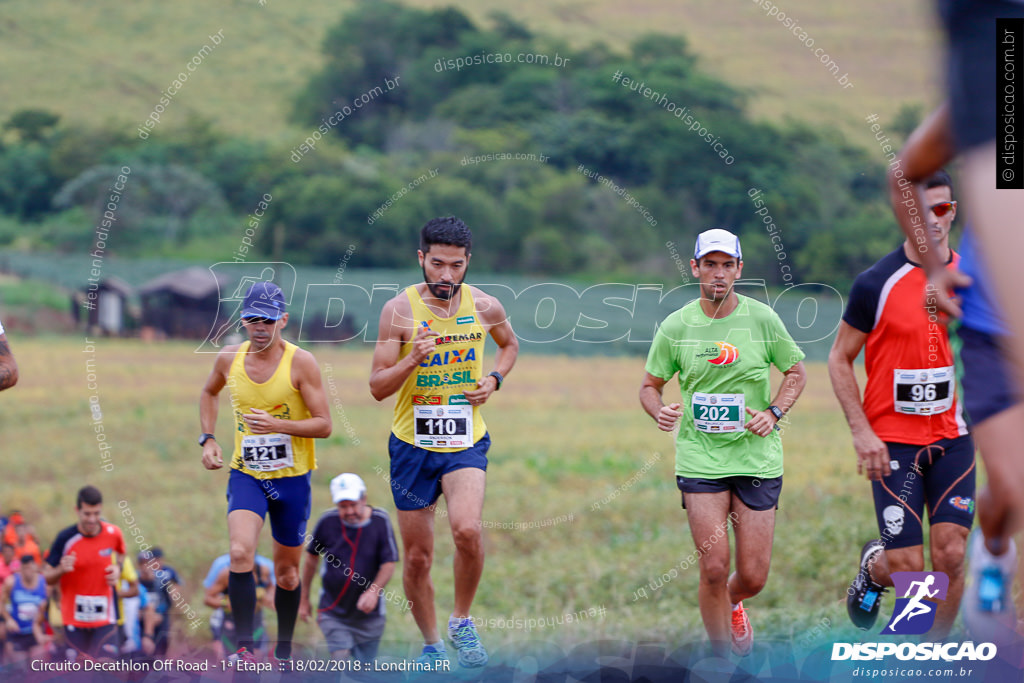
left=644, top=294, right=805, bottom=479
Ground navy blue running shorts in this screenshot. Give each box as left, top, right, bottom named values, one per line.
left=958, top=325, right=1021, bottom=425
left=677, top=475, right=782, bottom=511
left=227, top=468, right=312, bottom=547
left=871, top=435, right=976, bottom=550
left=388, top=432, right=489, bottom=511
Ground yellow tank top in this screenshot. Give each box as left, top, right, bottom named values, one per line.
left=228, top=341, right=315, bottom=477
left=392, top=284, right=487, bottom=451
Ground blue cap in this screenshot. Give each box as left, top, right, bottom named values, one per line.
left=241, top=281, right=286, bottom=320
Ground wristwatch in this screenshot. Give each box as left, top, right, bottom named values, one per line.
left=198, top=433, right=216, bottom=447
left=768, top=405, right=784, bottom=421
left=487, top=371, right=504, bottom=390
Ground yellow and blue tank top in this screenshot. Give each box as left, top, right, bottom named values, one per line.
left=391, top=284, right=487, bottom=451
left=228, top=340, right=315, bottom=477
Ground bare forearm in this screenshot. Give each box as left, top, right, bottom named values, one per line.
left=369, top=355, right=419, bottom=401
left=274, top=416, right=332, bottom=439
left=42, top=565, right=62, bottom=586
left=889, top=105, right=954, bottom=273
left=300, top=556, right=318, bottom=603
left=199, top=392, right=219, bottom=434
left=492, top=340, right=518, bottom=378
left=771, top=367, right=806, bottom=414
left=828, top=357, right=873, bottom=433
left=639, top=385, right=667, bottom=421
left=368, top=562, right=395, bottom=595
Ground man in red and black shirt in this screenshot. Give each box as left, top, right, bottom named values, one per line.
left=829, top=169, right=974, bottom=637
left=43, top=486, right=125, bottom=660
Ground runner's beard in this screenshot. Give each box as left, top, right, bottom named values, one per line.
left=422, top=266, right=467, bottom=301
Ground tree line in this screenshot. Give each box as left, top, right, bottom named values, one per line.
left=0, top=1, right=917, bottom=291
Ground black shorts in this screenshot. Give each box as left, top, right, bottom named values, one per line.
left=872, top=435, right=976, bottom=550
left=64, top=623, right=120, bottom=660
left=8, top=632, right=38, bottom=652
left=677, top=475, right=783, bottom=512
left=958, top=325, right=1021, bottom=425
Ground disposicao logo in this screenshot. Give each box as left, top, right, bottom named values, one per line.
left=830, top=569, right=996, bottom=663
left=882, top=571, right=948, bottom=635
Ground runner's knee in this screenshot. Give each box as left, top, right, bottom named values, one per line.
left=404, top=546, right=432, bottom=575
left=451, top=523, right=482, bottom=552
left=276, top=564, right=300, bottom=590
left=736, top=565, right=768, bottom=594
left=699, top=556, right=730, bottom=586
left=229, top=542, right=256, bottom=570
left=886, top=550, right=924, bottom=573
left=930, top=536, right=967, bottom=575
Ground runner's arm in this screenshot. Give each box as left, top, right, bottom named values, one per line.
left=356, top=561, right=395, bottom=614
left=42, top=555, right=67, bottom=586
left=771, top=360, right=806, bottom=415
left=0, top=575, right=13, bottom=628
left=464, top=293, right=518, bottom=403
left=639, top=372, right=683, bottom=432
left=261, top=349, right=331, bottom=438
left=299, top=551, right=319, bottom=622
left=480, top=292, right=518, bottom=384
left=0, top=334, right=18, bottom=391
left=199, top=349, right=233, bottom=468
left=32, top=597, right=48, bottom=644
left=828, top=322, right=890, bottom=479
left=140, top=602, right=158, bottom=652
left=889, top=104, right=955, bottom=275
left=888, top=103, right=970, bottom=317
left=367, top=561, right=395, bottom=598
left=199, top=348, right=232, bottom=434
left=261, top=569, right=275, bottom=610
left=203, top=569, right=229, bottom=609
left=369, top=298, right=435, bottom=400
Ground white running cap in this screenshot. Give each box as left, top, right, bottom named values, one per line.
left=330, top=473, right=366, bottom=503
left=694, top=228, right=742, bottom=260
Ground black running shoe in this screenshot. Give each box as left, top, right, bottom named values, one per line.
left=847, top=540, right=887, bottom=630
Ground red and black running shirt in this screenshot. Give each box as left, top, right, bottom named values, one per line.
left=45, top=522, right=125, bottom=628
left=842, top=247, right=968, bottom=445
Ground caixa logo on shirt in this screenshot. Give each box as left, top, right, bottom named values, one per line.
left=696, top=342, right=740, bottom=366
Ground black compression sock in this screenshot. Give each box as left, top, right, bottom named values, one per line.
left=274, top=584, right=301, bottom=660
left=227, top=570, right=257, bottom=652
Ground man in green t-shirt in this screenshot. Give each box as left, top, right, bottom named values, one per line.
left=639, top=228, right=806, bottom=658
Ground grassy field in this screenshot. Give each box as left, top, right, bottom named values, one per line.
left=5, top=335, right=1001, bottom=671
left=0, top=0, right=939, bottom=146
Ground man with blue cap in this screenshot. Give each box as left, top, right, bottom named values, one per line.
left=199, top=281, right=333, bottom=664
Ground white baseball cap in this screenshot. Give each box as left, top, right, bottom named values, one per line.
left=330, top=473, right=366, bottom=503
left=694, top=228, right=742, bottom=260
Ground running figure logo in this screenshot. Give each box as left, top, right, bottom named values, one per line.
left=881, top=572, right=949, bottom=635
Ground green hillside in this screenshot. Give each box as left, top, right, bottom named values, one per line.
left=1, top=0, right=940, bottom=145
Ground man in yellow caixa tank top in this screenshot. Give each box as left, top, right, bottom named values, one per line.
left=199, top=281, right=332, bottom=664
left=370, top=217, right=518, bottom=668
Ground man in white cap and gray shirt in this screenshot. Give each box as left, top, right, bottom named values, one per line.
left=299, top=473, right=399, bottom=662
left=639, top=228, right=806, bottom=658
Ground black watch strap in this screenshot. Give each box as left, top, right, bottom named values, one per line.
left=488, top=371, right=503, bottom=390
left=768, top=405, right=784, bottom=421
left=199, top=433, right=216, bottom=446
